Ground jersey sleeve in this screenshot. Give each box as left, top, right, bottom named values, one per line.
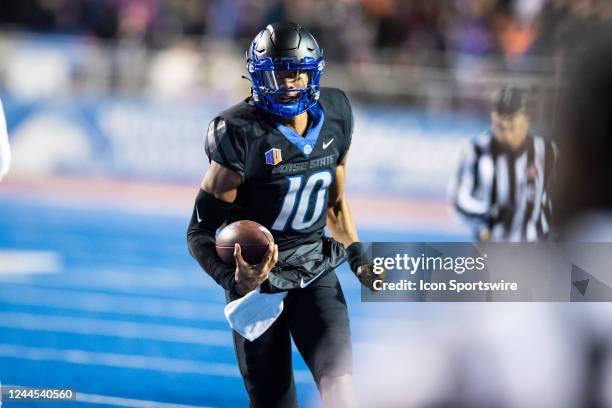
left=337, top=89, right=353, bottom=162
left=204, top=117, right=246, bottom=179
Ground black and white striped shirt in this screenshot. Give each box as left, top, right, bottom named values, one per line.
left=453, top=131, right=556, bottom=242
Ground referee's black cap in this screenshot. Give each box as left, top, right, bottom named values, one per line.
left=492, top=86, right=530, bottom=115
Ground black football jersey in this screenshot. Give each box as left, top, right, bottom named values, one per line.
left=205, top=87, right=353, bottom=252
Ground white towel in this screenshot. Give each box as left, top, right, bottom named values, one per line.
left=224, top=288, right=288, bottom=341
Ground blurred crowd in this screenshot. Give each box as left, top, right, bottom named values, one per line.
left=1, top=0, right=612, bottom=63
left=2, top=0, right=611, bottom=112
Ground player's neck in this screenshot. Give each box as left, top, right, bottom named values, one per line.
left=278, top=111, right=309, bottom=136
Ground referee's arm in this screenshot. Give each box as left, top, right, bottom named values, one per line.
left=452, top=143, right=490, bottom=230
left=539, top=140, right=559, bottom=237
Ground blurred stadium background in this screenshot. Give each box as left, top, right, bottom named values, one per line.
left=0, top=0, right=610, bottom=407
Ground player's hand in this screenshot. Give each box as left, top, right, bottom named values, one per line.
left=356, top=263, right=384, bottom=291
left=234, top=242, right=278, bottom=296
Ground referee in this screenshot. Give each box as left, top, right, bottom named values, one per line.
left=453, top=86, right=557, bottom=242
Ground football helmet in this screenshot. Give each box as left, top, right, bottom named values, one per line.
left=246, top=22, right=324, bottom=118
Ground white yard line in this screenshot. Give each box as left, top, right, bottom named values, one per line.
left=0, top=250, right=61, bottom=275
left=0, top=286, right=226, bottom=322
left=0, top=311, right=232, bottom=347
left=75, top=392, right=212, bottom=408
left=0, top=344, right=311, bottom=383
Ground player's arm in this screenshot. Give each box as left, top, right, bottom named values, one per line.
left=326, top=157, right=358, bottom=247
left=187, top=161, right=278, bottom=297
left=327, top=154, right=382, bottom=289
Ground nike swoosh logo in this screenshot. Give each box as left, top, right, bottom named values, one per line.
left=299, top=269, right=327, bottom=288
left=322, top=139, right=334, bottom=149
left=196, top=206, right=203, bottom=223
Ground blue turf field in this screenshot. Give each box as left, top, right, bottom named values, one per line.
left=0, top=195, right=465, bottom=407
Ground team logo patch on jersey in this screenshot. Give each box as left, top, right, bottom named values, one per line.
left=265, top=148, right=283, bottom=166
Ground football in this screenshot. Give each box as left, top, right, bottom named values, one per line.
left=215, top=220, right=274, bottom=266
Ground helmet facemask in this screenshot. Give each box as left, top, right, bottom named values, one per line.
left=248, top=56, right=324, bottom=118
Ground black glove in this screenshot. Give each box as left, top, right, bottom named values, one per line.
left=346, top=242, right=384, bottom=291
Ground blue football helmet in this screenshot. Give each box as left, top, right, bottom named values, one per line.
left=246, top=22, right=324, bottom=118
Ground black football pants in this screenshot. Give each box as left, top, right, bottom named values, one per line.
left=226, top=270, right=352, bottom=408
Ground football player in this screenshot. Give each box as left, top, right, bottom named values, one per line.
left=0, top=97, right=10, bottom=181
left=187, top=22, right=380, bottom=407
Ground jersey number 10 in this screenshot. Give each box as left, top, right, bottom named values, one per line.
left=271, top=171, right=333, bottom=231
